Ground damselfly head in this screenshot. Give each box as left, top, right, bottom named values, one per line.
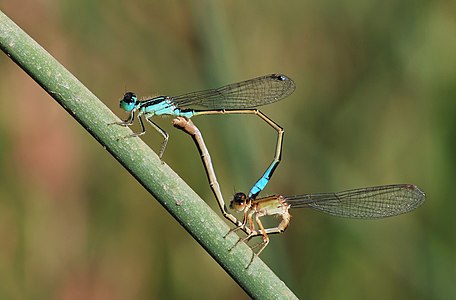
left=119, top=92, right=138, bottom=112
left=230, top=192, right=248, bottom=211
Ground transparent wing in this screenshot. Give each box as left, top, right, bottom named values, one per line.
left=172, top=74, right=295, bottom=109
left=284, top=184, right=425, bottom=218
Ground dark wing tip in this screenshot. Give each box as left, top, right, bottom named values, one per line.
left=271, top=73, right=293, bottom=83
left=272, top=74, right=287, bottom=80
left=404, top=184, right=425, bottom=196
left=402, top=184, right=426, bottom=209
left=270, top=73, right=296, bottom=95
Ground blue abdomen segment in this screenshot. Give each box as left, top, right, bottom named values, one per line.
left=249, top=178, right=269, bottom=199
left=141, top=97, right=195, bottom=118
left=175, top=109, right=195, bottom=118
left=248, top=162, right=278, bottom=198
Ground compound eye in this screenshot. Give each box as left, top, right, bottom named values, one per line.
left=230, top=192, right=247, bottom=211
left=123, top=92, right=137, bottom=104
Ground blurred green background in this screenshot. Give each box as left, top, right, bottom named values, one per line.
left=0, top=1, right=453, bottom=299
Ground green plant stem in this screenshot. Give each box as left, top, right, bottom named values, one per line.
left=0, top=10, right=298, bottom=299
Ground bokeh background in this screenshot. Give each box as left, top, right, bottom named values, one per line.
left=0, top=1, right=453, bottom=299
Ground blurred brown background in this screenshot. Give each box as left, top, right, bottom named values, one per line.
left=0, top=1, right=453, bottom=299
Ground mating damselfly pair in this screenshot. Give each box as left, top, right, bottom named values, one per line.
left=111, top=74, right=425, bottom=268
left=173, top=117, right=425, bottom=268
